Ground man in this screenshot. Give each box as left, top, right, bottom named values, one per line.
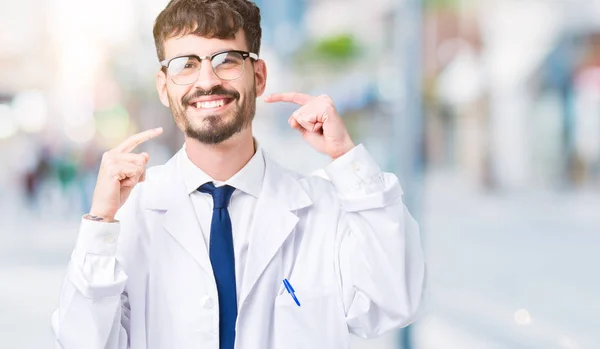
left=51, top=0, right=425, bottom=348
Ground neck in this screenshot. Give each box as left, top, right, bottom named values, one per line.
left=184, top=128, right=255, bottom=182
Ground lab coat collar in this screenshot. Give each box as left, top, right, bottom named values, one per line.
left=143, top=153, right=214, bottom=277
left=143, top=147, right=313, bottom=302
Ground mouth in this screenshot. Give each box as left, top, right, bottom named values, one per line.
left=188, top=97, right=235, bottom=112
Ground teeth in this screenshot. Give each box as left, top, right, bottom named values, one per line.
left=195, top=99, right=226, bottom=109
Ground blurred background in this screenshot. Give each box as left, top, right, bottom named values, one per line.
left=1, top=0, right=599, bottom=347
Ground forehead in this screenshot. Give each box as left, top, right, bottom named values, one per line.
left=163, top=30, right=248, bottom=58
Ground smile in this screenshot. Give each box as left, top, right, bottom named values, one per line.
left=190, top=98, right=234, bottom=110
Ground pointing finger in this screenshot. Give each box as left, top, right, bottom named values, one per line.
left=265, top=92, right=312, bottom=106
left=115, top=127, right=163, bottom=153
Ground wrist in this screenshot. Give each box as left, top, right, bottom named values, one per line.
left=85, top=213, right=115, bottom=222
left=330, top=141, right=355, bottom=160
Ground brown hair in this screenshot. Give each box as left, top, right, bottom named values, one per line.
left=153, top=0, right=262, bottom=62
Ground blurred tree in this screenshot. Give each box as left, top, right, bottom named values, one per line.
left=293, top=33, right=362, bottom=69
left=423, top=0, right=463, bottom=10
left=312, top=34, right=360, bottom=62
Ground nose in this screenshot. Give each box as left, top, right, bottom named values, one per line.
left=192, top=59, right=221, bottom=92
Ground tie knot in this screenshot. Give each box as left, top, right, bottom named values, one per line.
left=198, top=182, right=235, bottom=209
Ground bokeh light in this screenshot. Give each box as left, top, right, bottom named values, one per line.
left=0, top=104, right=18, bottom=139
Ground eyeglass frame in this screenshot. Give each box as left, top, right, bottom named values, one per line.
left=159, top=49, right=259, bottom=85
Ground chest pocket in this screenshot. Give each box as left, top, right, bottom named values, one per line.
left=273, top=288, right=348, bottom=349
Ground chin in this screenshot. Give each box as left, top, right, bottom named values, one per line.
left=184, top=123, right=238, bottom=145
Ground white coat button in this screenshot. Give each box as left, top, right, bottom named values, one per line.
left=202, top=296, right=215, bottom=309
left=103, top=236, right=115, bottom=243
left=352, top=162, right=361, bottom=171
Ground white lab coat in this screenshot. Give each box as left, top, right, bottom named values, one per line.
left=52, top=144, right=425, bottom=349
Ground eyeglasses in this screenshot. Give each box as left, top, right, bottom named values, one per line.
left=160, top=50, right=259, bottom=86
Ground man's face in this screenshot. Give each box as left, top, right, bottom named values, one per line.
left=156, top=30, right=267, bottom=144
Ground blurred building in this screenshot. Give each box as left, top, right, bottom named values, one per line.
left=423, top=0, right=600, bottom=191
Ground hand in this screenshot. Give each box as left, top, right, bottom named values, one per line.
left=89, top=127, right=164, bottom=221
left=265, top=92, right=355, bottom=159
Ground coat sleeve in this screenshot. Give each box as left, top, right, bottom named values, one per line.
left=51, top=189, right=146, bottom=349
left=324, top=144, right=425, bottom=338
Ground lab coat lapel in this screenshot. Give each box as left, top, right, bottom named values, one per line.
left=239, top=155, right=312, bottom=307
left=144, top=153, right=213, bottom=278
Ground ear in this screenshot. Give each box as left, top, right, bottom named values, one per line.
left=156, top=70, right=170, bottom=107
left=253, top=59, right=267, bottom=97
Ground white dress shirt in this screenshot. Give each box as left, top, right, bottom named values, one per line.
left=178, top=144, right=265, bottom=301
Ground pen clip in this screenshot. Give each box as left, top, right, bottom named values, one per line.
left=283, top=279, right=294, bottom=292
left=282, top=279, right=301, bottom=307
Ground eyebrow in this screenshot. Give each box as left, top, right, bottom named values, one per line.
left=173, top=48, right=237, bottom=58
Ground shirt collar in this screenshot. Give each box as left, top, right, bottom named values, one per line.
left=178, top=140, right=265, bottom=197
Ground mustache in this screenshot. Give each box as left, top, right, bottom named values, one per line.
left=182, top=86, right=240, bottom=105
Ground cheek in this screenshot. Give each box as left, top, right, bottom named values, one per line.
left=167, top=84, right=191, bottom=103
left=235, top=79, right=256, bottom=99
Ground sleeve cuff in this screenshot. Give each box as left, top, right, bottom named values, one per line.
left=324, top=144, right=386, bottom=197
left=72, top=217, right=120, bottom=267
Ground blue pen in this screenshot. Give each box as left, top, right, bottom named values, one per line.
left=283, top=279, right=301, bottom=307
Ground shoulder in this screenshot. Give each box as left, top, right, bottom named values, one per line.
left=264, top=154, right=338, bottom=204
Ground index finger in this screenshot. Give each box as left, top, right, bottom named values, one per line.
left=265, top=92, right=312, bottom=106
left=115, top=127, right=164, bottom=153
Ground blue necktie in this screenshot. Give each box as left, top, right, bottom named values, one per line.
left=198, top=182, right=237, bottom=349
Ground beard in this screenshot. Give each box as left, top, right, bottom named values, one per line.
left=169, top=85, right=256, bottom=145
